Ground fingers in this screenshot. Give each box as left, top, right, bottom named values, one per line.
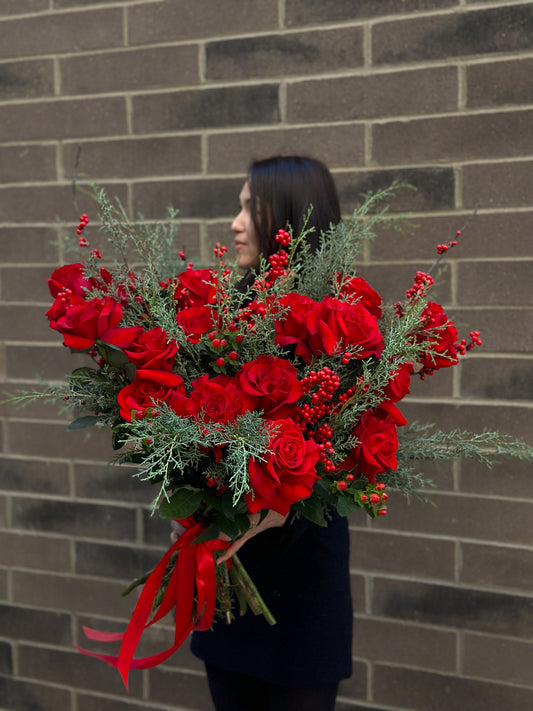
left=170, top=520, right=186, bottom=543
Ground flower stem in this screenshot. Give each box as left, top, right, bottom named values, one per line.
left=231, top=553, right=276, bottom=626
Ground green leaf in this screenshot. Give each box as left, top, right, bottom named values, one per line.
left=70, top=367, right=98, bottom=378
left=295, top=496, right=328, bottom=526
left=66, top=415, right=101, bottom=431
left=158, top=487, right=202, bottom=519
left=97, top=341, right=131, bottom=369
left=193, top=523, right=219, bottom=544
left=336, top=494, right=361, bottom=517
left=218, top=514, right=242, bottom=539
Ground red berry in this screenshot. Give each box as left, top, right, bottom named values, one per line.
left=337, top=480, right=348, bottom=491
left=215, top=356, right=225, bottom=367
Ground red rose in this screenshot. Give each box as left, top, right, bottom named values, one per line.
left=417, top=301, right=458, bottom=370
left=245, top=419, right=319, bottom=516
left=124, top=327, right=178, bottom=371
left=55, top=296, right=142, bottom=351
left=175, top=269, right=217, bottom=308
left=117, top=369, right=188, bottom=422
left=306, top=296, right=384, bottom=359
left=235, top=355, right=303, bottom=420
left=339, top=408, right=400, bottom=483
left=46, top=263, right=91, bottom=329
left=176, top=305, right=217, bottom=344
left=337, top=275, right=382, bottom=318
left=189, top=374, right=245, bottom=423
left=382, top=362, right=412, bottom=403
left=274, top=293, right=317, bottom=363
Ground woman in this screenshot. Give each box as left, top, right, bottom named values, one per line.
left=176, top=157, right=352, bottom=711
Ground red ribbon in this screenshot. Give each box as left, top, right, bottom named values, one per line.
left=76, top=517, right=230, bottom=688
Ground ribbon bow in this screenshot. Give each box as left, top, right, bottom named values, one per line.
left=76, top=517, right=230, bottom=688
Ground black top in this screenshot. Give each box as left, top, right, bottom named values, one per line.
left=190, top=512, right=352, bottom=685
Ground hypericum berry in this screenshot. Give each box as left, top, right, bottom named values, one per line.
left=228, top=351, right=238, bottom=361
left=337, top=480, right=348, bottom=491
left=376, top=482, right=386, bottom=491
left=179, top=251, right=186, bottom=260
left=215, top=356, right=225, bottom=367
left=378, top=508, right=388, bottom=516
left=370, top=493, right=380, bottom=504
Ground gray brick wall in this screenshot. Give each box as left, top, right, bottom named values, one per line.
left=0, top=1, right=532, bottom=709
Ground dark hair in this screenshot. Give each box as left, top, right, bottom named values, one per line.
left=248, top=156, right=341, bottom=259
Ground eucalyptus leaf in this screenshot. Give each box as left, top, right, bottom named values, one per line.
left=66, top=415, right=101, bottom=431
left=158, top=487, right=202, bottom=519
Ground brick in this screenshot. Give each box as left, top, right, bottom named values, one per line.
left=207, top=27, right=364, bottom=81
left=372, top=110, right=533, bottom=165
left=336, top=168, right=455, bottom=213
left=467, top=57, right=533, bottom=109
left=463, top=633, right=533, bottom=687
left=0, top=603, right=71, bottom=644
left=0, top=0, right=48, bottom=13
left=461, top=542, right=533, bottom=593
left=128, top=0, right=278, bottom=45
left=74, top=462, right=150, bottom=504
left=353, top=617, right=456, bottom=671
left=374, top=665, right=533, bottom=711
left=75, top=540, right=161, bottom=580
left=0, top=569, right=6, bottom=599
left=0, top=8, right=123, bottom=60
left=0, top=456, right=70, bottom=495
left=447, top=307, right=533, bottom=354
left=372, top=577, right=533, bottom=639
left=459, top=356, right=533, bottom=401
left=338, top=660, right=368, bottom=702
left=18, top=644, right=143, bottom=697
left=13, top=570, right=134, bottom=617
left=0, top=304, right=55, bottom=341
left=462, top=160, right=533, bottom=209
left=372, top=489, right=533, bottom=546
left=60, top=44, right=200, bottom=95
left=147, top=666, right=212, bottom=708
left=288, top=67, right=457, bottom=123
left=0, top=494, right=7, bottom=528
left=54, top=0, right=125, bottom=6
left=0, top=676, right=71, bottom=711
left=285, top=0, right=456, bottom=25
left=62, top=135, right=202, bottom=181
left=5, top=344, right=88, bottom=381
left=0, top=640, right=12, bottom=674
left=0, top=58, right=54, bottom=100
left=207, top=124, right=365, bottom=174
left=132, top=84, right=280, bottom=133
left=350, top=529, right=456, bottom=581
left=78, top=696, right=165, bottom=711
left=0, top=226, right=59, bottom=264
left=142, top=506, right=172, bottom=546
left=6, top=418, right=118, bottom=459
left=0, top=144, right=57, bottom=184
left=1, top=266, right=53, bottom=301
left=369, top=211, right=533, bottom=261
left=132, top=177, right=244, bottom=220
left=408, top=362, right=455, bottom=399
left=0, top=96, right=127, bottom=142
left=360, top=262, right=452, bottom=305
left=458, top=458, right=533, bottom=497
left=11, top=496, right=137, bottom=540
left=0, top=532, right=70, bottom=572
left=457, top=260, right=533, bottom=306
left=373, top=5, right=533, bottom=65
left=0, top=182, right=128, bottom=224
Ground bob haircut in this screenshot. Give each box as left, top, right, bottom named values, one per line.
left=247, top=156, right=341, bottom=259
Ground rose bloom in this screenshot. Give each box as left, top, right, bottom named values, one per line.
left=382, top=362, right=412, bottom=403
left=338, top=407, right=401, bottom=483
left=245, top=419, right=319, bottom=516
left=274, top=293, right=317, bottom=363
left=117, top=369, right=188, bottom=422
left=46, top=263, right=91, bottom=329
left=306, top=296, right=384, bottom=359
left=337, top=274, right=383, bottom=318
left=55, top=296, right=142, bottom=351
left=176, top=305, right=217, bottom=344
left=124, top=327, right=178, bottom=371
left=189, top=374, right=245, bottom=424
left=176, top=268, right=217, bottom=307
left=417, top=301, right=459, bottom=370
left=235, top=355, right=302, bottom=420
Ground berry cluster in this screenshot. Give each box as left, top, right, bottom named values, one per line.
left=436, top=232, right=459, bottom=255
left=205, top=323, right=243, bottom=371
left=77, top=213, right=90, bottom=247
left=406, top=271, right=434, bottom=300
left=458, top=330, right=482, bottom=355
left=274, top=229, right=291, bottom=247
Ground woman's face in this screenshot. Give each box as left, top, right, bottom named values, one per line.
left=232, top=181, right=260, bottom=271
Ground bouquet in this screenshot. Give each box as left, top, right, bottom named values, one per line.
left=37, top=186, right=532, bottom=687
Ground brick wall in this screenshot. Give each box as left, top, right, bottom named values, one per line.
left=0, top=1, right=532, bottom=709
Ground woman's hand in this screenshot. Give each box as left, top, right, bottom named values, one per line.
left=216, top=510, right=287, bottom=564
